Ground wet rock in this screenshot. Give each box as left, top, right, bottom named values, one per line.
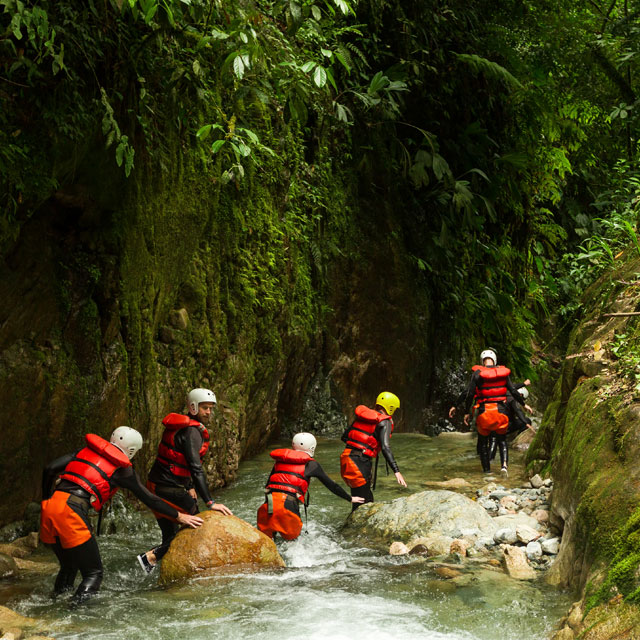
left=409, top=535, right=454, bottom=557
left=449, top=539, right=471, bottom=556
left=516, top=524, right=541, bottom=544
left=342, top=490, right=497, bottom=547
left=493, top=512, right=541, bottom=531
left=531, top=509, right=549, bottom=524
left=0, top=553, right=16, bottom=578
left=526, top=541, right=543, bottom=560
left=408, top=543, right=429, bottom=555
left=478, top=497, right=498, bottom=512
left=502, top=545, right=536, bottom=580
left=542, top=537, right=561, bottom=555
left=169, top=308, right=189, bottom=330
left=435, top=566, right=461, bottom=579
left=530, top=474, right=544, bottom=489
left=159, top=512, right=284, bottom=584
left=423, top=478, right=471, bottom=490
left=389, top=541, right=409, bottom=555
left=567, top=602, right=583, bottom=629
left=494, top=528, right=518, bottom=545
left=0, top=606, right=38, bottom=636
left=551, top=627, right=575, bottom=640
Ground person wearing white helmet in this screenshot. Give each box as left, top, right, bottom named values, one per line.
left=40, top=427, right=203, bottom=603
left=257, top=432, right=364, bottom=540
left=448, top=349, right=528, bottom=475
left=137, top=388, right=232, bottom=573
left=339, top=392, right=408, bottom=510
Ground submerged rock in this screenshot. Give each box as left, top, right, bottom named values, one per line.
left=342, top=490, right=497, bottom=547
left=159, top=512, right=284, bottom=584
left=502, top=545, right=536, bottom=580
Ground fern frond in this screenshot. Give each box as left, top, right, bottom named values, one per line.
left=454, top=53, right=522, bottom=88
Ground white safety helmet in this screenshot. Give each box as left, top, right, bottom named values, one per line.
left=110, top=426, right=143, bottom=460
left=480, top=348, right=497, bottom=366
left=518, top=386, right=530, bottom=400
left=292, top=432, right=317, bottom=457
left=187, top=388, right=217, bottom=415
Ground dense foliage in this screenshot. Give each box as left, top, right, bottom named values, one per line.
left=2, top=0, right=640, bottom=373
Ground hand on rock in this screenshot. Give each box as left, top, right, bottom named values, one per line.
left=351, top=496, right=365, bottom=504
left=177, top=513, right=203, bottom=528
left=395, top=471, right=407, bottom=488
left=210, top=502, right=233, bottom=516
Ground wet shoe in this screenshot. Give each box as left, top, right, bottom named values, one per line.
left=500, top=466, right=508, bottom=477
left=137, top=553, right=155, bottom=574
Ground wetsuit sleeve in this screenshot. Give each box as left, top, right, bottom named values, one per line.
left=180, top=427, right=214, bottom=504
left=41, top=452, right=75, bottom=499
left=375, top=419, right=399, bottom=473
left=506, top=377, right=525, bottom=405
left=112, top=467, right=179, bottom=519
left=305, top=460, right=351, bottom=501
left=459, top=371, right=480, bottom=412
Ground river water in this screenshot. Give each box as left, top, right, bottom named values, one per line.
left=1, top=433, right=570, bottom=639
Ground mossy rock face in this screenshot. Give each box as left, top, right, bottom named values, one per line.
left=159, top=511, right=284, bottom=584
left=578, top=596, right=640, bottom=639
left=527, top=251, right=640, bottom=619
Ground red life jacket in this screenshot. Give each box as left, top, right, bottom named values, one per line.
left=59, top=434, right=132, bottom=511
left=472, top=365, right=511, bottom=404
left=265, top=449, right=311, bottom=502
left=345, top=405, right=394, bottom=458
left=156, top=413, right=210, bottom=478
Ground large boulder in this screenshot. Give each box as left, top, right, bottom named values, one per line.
left=159, top=511, right=284, bottom=584
left=342, top=490, right=498, bottom=548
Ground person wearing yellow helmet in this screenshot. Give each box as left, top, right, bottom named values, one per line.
left=340, top=391, right=407, bottom=509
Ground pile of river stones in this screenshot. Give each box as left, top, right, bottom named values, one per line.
left=380, top=473, right=561, bottom=580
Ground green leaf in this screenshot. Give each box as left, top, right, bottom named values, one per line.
left=321, top=48, right=333, bottom=58
left=368, top=71, right=389, bottom=95
left=211, top=28, right=229, bottom=39
left=196, top=124, right=212, bottom=139
left=233, top=54, right=245, bottom=79
left=211, top=139, right=226, bottom=154
left=313, top=65, right=327, bottom=88
left=311, top=5, right=321, bottom=20
left=301, top=61, right=316, bottom=73
left=432, top=154, right=450, bottom=181
left=334, top=0, right=350, bottom=14
left=325, top=67, right=337, bottom=92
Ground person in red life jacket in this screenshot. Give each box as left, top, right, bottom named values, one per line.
left=257, top=433, right=364, bottom=541
left=40, top=427, right=203, bottom=603
left=340, top=391, right=407, bottom=510
left=448, top=348, right=527, bottom=475
left=136, top=388, right=232, bottom=573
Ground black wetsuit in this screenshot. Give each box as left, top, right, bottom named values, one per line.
left=42, top=453, right=178, bottom=602
left=454, top=368, right=525, bottom=472
left=342, top=418, right=398, bottom=509
left=147, top=422, right=213, bottom=560
left=276, top=459, right=352, bottom=518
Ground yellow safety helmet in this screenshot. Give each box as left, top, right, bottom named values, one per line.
left=375, top=391, right=400, bottom=416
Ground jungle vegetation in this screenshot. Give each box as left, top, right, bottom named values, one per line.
left=1, top=0, right=639, bottom=370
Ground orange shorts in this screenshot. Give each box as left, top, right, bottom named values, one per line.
left=340, top=449, right=371, bottom=488
left=40, top=491, right=93, bottom=549
left=476, top=403, right=510, bottom=436
left=257, top=492, right=303, bottom=541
